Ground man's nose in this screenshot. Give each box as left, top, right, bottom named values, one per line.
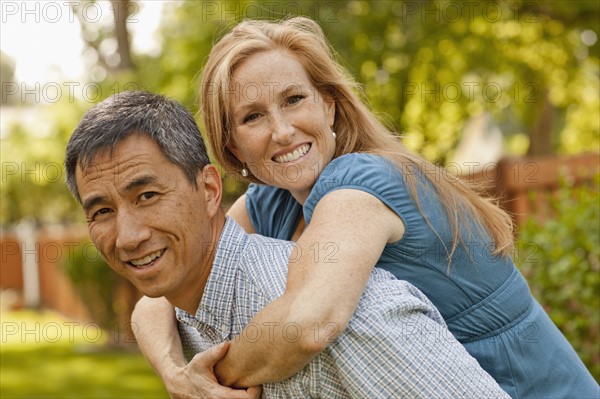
left=115, top=211, right=151, bottom=255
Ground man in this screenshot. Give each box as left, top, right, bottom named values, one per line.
left=65, top=91, right=508, bottom=398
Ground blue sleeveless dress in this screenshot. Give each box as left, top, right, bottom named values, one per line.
left=246, top=153, right=599, bottom=398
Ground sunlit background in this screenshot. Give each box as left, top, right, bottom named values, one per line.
left=1, top=1, right=599, bottom=397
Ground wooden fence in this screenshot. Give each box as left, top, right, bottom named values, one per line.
left=466, top=152, right=599, bottom=227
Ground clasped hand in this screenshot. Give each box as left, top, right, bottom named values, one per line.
left=164, top=341, right=262, bottom=399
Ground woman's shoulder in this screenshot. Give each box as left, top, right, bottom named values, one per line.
left=325, top=152, right=396, bottom=171
left=305, top=152, right=414, bottom=222
left=314, top=152, right=402, bottom=192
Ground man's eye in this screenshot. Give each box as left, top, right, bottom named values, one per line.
left=140, top=192, right=157, bottom=201
left=92, top=208, right=111, bottom=219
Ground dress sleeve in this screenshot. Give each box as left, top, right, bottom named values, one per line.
left=303, top=153, right=415, bottom=227
left=245, top=183, right=303, bottom=240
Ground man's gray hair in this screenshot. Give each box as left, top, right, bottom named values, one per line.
left=65, top=91, right=210, bottom=203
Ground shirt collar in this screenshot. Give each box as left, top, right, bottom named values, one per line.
left=176, top=217, right=248, bottom=339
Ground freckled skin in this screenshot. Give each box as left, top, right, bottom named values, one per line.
left=75, top=133, right=222, bottom=313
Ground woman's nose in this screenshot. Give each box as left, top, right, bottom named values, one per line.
left=270, top=112, right=295, bottom=144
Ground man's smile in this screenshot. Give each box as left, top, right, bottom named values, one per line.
left=129, top=249, right=165, bottom=268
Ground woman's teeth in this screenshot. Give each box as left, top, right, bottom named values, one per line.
left=131, top=250, right=164, bottom=267
left=274, top=144, right=310, bottom=163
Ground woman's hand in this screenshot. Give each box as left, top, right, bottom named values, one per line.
left=165, top=342, right=262, bottom=399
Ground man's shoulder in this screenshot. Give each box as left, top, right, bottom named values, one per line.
left=228, top=221, right=293, bottom=299
left=235, top=220, right=294, bottom=265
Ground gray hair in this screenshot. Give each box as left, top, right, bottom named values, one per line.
left=65, top=91, right=210, bottom=203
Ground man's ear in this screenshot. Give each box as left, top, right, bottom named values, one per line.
left=197, top=165, right=222, bottom=217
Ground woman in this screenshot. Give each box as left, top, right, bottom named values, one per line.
left=133, top=17, right=599, bottom=398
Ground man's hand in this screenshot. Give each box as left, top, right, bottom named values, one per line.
left=164, top=341, right=262, bottom=399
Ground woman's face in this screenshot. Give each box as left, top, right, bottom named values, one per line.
left=227, top=49, right=336, bottom=204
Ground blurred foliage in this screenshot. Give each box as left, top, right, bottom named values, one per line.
left=515, top=176, right=600, bottom=381
left=337, top=0, right=600, bottom=160
left=1, top=101, right=87, bottom=226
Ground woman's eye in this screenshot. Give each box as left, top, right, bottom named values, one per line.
left=243, top=113, right=260, bottom=123
left=288, top=95, right=305, bottom=105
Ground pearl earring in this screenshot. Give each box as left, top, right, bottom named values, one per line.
left=241, top=165, right=249, bottom=177
left=332, top=131, right=337, bottom=140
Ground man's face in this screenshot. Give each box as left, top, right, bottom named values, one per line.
left=75, top=133, right=219, bottom=309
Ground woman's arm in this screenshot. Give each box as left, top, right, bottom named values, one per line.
left=214, top=189, right=405, bottom=387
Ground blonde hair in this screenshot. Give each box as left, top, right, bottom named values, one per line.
left=199, top=17, right=514, bottom=258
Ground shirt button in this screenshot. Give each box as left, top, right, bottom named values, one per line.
left=221, top=324, right=228, bottom=332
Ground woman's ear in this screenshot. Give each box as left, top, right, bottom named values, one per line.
left=325, top=96, right=336, bottom=127
left=226, top=142, right=244, bottom=164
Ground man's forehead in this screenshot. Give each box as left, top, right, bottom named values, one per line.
left=76, top=147, right=157, bottom=188
left=79, top=147, right=132, bottom=172
left=77, top=134, right=164, bottom=178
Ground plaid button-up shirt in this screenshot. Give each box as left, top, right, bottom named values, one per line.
left=176, top=218, right=508, bottom=398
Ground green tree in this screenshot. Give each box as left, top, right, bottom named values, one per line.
left=318, top=1, right=599, bottom=161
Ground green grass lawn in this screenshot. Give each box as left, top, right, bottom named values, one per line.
left=1, top=310, right=169, bottom=398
